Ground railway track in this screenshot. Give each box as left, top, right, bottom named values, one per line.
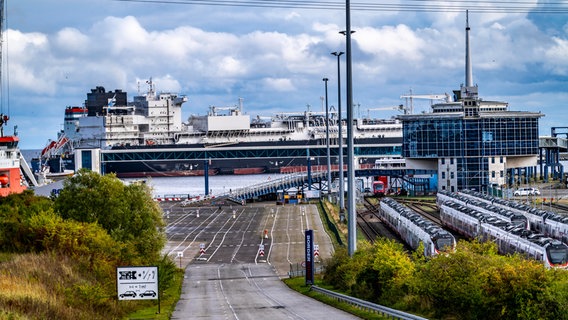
left=549, top=202, right=568, bottom=214
left=356, top=198, right=400, bottom=242
left=397, top=199, right=442, bottom=225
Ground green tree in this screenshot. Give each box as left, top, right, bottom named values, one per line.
left=53, top=169, right=165, bottom=263
left=370, top=239, right=415, bottom=305
left=0, top=191, right=54, bottom=251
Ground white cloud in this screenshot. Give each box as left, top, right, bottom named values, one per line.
left=544, top=37, right=568, bottom=75
left=54, top=28, right=89, bottom=55
left=263, top=77, right=295, bottom=91
left=356, top=24, right=426, bottom=61
left=284, top=12, right=301, bottom=21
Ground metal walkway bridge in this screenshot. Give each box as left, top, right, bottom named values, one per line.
left=166, top=167, right=436, bottom=205
left=168, top=171, right=328, bottom=205
left=226, top=171, right=328, bottom=203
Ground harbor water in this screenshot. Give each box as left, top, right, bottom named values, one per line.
left=123, top=174, right=286, bottom=198
left=23, top=149, right=284, bottom=198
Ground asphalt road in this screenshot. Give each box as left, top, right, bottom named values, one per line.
left=161, top=201, right=358, bottom=320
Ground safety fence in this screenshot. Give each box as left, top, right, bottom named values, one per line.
left=310, top=285, right=428, bottom=320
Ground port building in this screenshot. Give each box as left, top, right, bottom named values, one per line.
left=398, top=12, right=543, bottom=193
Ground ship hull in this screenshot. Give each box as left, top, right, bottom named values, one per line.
left=55, top=135, right=403, bottom=177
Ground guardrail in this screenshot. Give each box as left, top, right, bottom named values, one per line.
left=310, top=285, right=428, bottom=320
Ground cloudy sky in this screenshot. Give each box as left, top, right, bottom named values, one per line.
left=3, top=0, right=568, bottom=149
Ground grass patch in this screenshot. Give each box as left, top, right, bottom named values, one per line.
left=0, top=252, right=130, bottom=320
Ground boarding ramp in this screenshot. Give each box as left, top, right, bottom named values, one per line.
left=228, top=171, right=327, bottom=202
left=20, top=155, right=39, bottom=187
left=168, top=171, right=328, bottom=206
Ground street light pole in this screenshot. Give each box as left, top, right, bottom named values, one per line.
left=331, top=51, right=345, bottom=221
left=323, top=78, right=332, bottom=202
left=344, top=0, right=356, bottom=256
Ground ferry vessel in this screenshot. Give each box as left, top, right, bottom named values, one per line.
left=40, top=80, right=404, bottom=177
left=0, top=115, right=26, bottom=196
left=0, top=0, right=28, bottom=196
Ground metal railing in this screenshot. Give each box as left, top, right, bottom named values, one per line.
left=310, top=285, right=428, bottom=320
left=229, top=171, right=327, bottom=201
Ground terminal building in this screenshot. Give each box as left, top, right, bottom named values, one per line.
left=398, top=13, right=543, bottom=193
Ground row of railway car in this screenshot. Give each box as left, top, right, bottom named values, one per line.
left=378, top=197, right=456, bottom=257
left=376, top=191, right=568, bottom=269
left=438, top=199, right=568, bottom=269
left=458, top=189, right=568, bottom=245
left=437, top=191, right=529, bottom=229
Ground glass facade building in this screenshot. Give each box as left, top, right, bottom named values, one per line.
left=400, top=101, right=542, bottom=192
left=398, top=11, right=544, bottom=193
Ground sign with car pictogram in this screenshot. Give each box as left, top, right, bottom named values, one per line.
left=116, top=266, right=159, bottom=300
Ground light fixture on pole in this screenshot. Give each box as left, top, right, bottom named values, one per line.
left=331, top=51, right=345, bottom=221
left=323, top=77, right=332, bottom=202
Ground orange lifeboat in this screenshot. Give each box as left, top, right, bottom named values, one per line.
left=0, top=174, right=8, bottom=186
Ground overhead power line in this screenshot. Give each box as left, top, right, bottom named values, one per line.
left=115, top=0, right=568, bottom=13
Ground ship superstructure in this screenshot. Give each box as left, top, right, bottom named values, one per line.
left=41, top=81, right=404, bottom=177
left=0, top=0, right=29, bottom=196
left=0, top=115, right=26, bottom=196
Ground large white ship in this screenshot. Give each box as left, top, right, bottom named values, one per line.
left=40, top=80, right=404, bottom=177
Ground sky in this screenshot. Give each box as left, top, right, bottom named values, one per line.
left=2, top=0, right=567, bottom=149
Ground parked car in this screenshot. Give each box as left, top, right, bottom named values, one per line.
left=513, top=187, right=540, bottom=196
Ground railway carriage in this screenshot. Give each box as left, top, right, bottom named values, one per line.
left=379, top=197, right=455, bottom=257
left=437, top=190, right=528, bottom=229
left=372, top=180, right=387, bottom=196
left=439, top=201, right=568, bottom=269
left=459, top=189, right=568, bottom=245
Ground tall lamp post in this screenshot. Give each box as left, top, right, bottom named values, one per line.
left=331, top=51, right=345, bottom=221
left=344, top=0, right=356, bottom=256
left=323, top=78, right=332, bottom=201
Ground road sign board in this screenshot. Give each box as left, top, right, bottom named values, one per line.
left=117, top=266, right=159, bottom=301
left=258, top=244, right=265, bottom=257
left=305, top=229, right=314, bottom=285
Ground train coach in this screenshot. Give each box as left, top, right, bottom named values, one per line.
left=372, top=180, right=387, bottom=197
left=379, top=197, right=456, bottom=257
left=459, top=189, right=568, bottom=245
left=439, top=201, right=568, bottom=269
left=437, top=190, right=529, bottom=229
